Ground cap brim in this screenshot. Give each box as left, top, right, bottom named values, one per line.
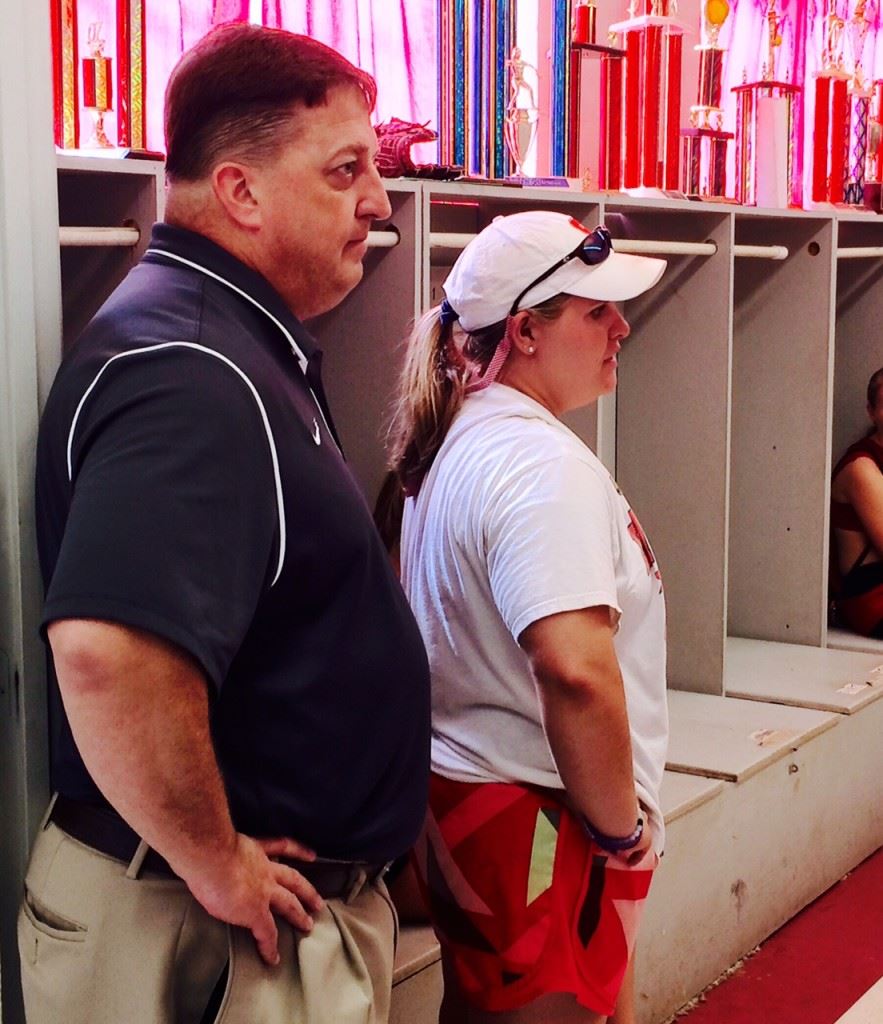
left=518, top=251, right=667, bottom=309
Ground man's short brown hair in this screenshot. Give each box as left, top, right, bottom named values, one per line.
left=164, top=23, right=377, bottom=182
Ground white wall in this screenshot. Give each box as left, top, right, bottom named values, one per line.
left=0, top=2, right=62, bottom=1021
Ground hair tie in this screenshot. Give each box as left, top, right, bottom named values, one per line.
left=439, top=298, right=460, bottom=327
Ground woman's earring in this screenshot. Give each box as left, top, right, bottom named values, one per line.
left=528, top=346, right=536, bottom=355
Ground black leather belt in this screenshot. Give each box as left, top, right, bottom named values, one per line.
left=279, top=858, right=392, bottom=901
left=49, top=795, right=176, bottom=876
left=49, top=795, right=390, bottom=899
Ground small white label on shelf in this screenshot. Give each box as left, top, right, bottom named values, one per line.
left=837, top=682, right=870, bottom=695
left=749, top=728, right=798, bottom=747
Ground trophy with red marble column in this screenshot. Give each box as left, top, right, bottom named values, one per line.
left=733, top=0, right=802, bottom=207
left=809, top=1, right=851, bottom=205
left=682, top=0, right=734, bottom=198
left=82, top=22, right=113, bottom=148
left=609, top=0, right=687, bottom=196
left=573, top=0, right=598, bottom=44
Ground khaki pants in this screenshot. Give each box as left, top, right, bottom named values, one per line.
left=18, top=819, right=398, bottom=1024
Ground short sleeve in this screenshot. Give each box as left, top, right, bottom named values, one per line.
left=42, top=346, right=278, bottom=689
left=485, top=454, right=620, bottom=641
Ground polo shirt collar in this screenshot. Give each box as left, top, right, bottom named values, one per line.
left=143, top=222, right=317, bottom=375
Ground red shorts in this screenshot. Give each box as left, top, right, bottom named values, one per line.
left=412, top=774, right=657, bottom=1015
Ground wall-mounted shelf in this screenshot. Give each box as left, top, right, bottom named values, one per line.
left=56, top=154, right=164, bottom=350
left=55, top=162, right=883, bottom=701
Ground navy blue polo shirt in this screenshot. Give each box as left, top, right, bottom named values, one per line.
left=36, top=223, right=430, bottom=862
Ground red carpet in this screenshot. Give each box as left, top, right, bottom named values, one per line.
left=678, top=846, right=883, bottom=1024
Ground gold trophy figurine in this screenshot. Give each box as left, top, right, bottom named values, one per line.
left=847, top=0, right=871, bottom=90
left=82, top=22, right=114, bottom=148
left=823, top=1, right=846, bottom=71
left=503, top=46, right=539, bottom=177
left=763, top=0, right=784, bottom=81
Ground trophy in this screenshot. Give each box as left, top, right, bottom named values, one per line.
left=438, top=1, right=516, bottom=179
left=82, top=22, right=113, bottom=148
left=504, top=46, right=539, bottom=177
left=733, top=0, right=802, bottom=206
left=810, top=0, right=851, bottom=204
left=682, top=0, right=733, bottom=197
left=864, top=81, right=883, bottom=210
left=51, top=0, right=147, bottom=151
left=844, top=0, right=873, bottom=203
left=573, top=0, right=598, bottom=44
left=609, top=0, right=687, bottom=194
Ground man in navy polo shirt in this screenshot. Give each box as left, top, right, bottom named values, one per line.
left=21, top=23, right=430, bottom=1024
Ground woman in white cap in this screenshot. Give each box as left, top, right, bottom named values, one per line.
left=387, top=210, right=668, bottom=1024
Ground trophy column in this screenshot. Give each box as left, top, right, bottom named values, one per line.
left=682, top=0, right=733, bottom=199
left=732, top=0, right=802, bottom=208
left=863, top=81, right=883, bottom=210
left=610, top=1, right=686, bottom=195
left=569, top=38, right=627, bottom=189
left=844, top=0, right=872, bottom=205
left=809, top=2, right=850, bottom=205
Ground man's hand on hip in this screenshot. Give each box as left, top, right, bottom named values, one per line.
left=185, top=834, right=324, bottom=966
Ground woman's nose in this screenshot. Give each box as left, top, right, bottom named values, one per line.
left=611, top=307, right=630, bottom=342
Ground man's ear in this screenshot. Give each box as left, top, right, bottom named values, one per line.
left=212, top=162, right=262, bottom=230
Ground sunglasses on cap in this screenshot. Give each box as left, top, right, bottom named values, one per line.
left=508, top=225, right=613, bottom=317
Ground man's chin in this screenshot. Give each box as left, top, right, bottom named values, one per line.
left=302, top=266, right=364, bottom=320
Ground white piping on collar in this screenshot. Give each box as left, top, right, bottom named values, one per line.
left=67, top=341, right=288, bottom=587
left=145, top=245, right=341, bottom=456
left=144, top=247, right=310, bottom=374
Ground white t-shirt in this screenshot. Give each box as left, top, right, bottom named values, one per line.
left=400, top=383, right=669, bottom=848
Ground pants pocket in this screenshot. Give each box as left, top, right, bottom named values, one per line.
left=20, top=886, right=88, bottom=943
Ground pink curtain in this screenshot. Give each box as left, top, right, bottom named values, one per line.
left=143, top=0, right=248, bottom=153
left=130, top=0, right=436, bottom=156
left=263, top=0, right=438, bottom=159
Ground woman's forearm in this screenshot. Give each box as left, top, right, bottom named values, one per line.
left=538, top=661, right=639, bottom=837
left=521, top=605, right=640, bottom=838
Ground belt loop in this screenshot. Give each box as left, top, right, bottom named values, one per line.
left=39, top=793, right=59, bottom=832
left=344, top=866, right=368, bottom=904
left=125, top=839, right=151, bottom=879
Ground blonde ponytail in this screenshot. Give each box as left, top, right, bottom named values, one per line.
left=387, top=306, right=470, bottom=497
left=387, top=293, right=571, bottom=498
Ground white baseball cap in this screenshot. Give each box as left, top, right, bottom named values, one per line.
left=442, top=210, right=666, bottom=333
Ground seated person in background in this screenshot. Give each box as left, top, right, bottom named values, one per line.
left=830, top=367, right=883, bottom=637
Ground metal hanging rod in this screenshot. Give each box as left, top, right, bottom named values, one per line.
left=57, top=226, right=787, bottom=262
left=615, top=239, right=717, bottom=256
left=429, top=232, right=480, bottom=250
left=59, top=226, right=400, bottom=250
left=429, top=232, right=719, bottom=258
left=733, top=244, right=789, bottom=260
left=60, top=226, right=140, bottom=247
left=366, top=230, right=400, bottom=249
left=429, top=232, right=791, bottom=262
left=836, top=246, right=883, bottom=259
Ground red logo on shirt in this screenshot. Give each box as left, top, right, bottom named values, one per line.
left=627, top=509, right=662, bottom=591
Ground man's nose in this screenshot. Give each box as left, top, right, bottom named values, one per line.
left=362, top=164, right=393, bottom=221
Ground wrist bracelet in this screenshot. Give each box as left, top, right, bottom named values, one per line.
left=580, top=814, right=644, bottom=853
